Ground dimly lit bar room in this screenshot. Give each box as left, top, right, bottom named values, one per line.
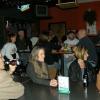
left=0, top=0, right=100, bottom=100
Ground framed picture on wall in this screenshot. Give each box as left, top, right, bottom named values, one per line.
left=48, top=22, right=66, bottom=38
left=86, top=21, right=97, bottom=36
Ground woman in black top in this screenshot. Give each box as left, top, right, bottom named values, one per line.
left=68, top=46, right=95, bottom=82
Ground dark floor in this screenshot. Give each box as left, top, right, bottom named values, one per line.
left=15, top=75, right=100, bottom=100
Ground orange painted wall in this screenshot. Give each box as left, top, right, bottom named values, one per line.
left=40, top=1, right=100, bottom=33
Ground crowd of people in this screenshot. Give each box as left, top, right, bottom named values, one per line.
left=0, top=28, right=99, bottom=99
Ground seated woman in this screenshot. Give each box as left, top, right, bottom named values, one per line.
left=68, top=46, right=95, bottom=82
left=26, top=46, right=57, bottom=87
left=1, top=33, right=21, bottom=74
left=1, top=33, right=19, bottom=63
left=0, top=52, right=24, bottom=100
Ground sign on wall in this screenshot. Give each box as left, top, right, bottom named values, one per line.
left=86, top=21, right=97, bottom=35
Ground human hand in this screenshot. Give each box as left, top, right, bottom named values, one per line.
left=50, top=79, right=58, bottom=87
left=9, top=64, right=17, bottom=74
left=61, top=47, right=64, bottom=50
left=78, top=59, right=85, bottom=69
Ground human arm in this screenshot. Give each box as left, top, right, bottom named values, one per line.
left=78, top=59, right=94, bottom=70
left=0, top=70, right=24, bottom=99
left=27, top=63, right=50, bottom=86
left=26, top=38, right=32, bottom=51
left=1, top=44, right=13, bottom=60
left=27, top=63, right=57, bottom=87
left=16, top=53, right=19, bottom=59
left=68, top=60, right=81, bottom=81
left=8, top=64, right=17, bottom=75
left=50, top=79, right=57, bottom=87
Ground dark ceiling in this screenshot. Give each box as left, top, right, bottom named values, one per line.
left=0, top=0, right=58, bottom=8
left=0, top=0, right=58, bottom=21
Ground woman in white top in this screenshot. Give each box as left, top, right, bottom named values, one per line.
left=64, top=31, right=79, bottom=47
left=1, top=33, right=19, bottom=61
left=63, top=31, right=79, bottom=76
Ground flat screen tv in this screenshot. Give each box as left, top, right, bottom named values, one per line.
left=56, top=0, right=78, bottom=9
left=58, top=0, right=77, bottom=4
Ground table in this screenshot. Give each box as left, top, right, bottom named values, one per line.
left=52, top=50, right=74, bottom=76
left=20, top=80, right=100, bottom=100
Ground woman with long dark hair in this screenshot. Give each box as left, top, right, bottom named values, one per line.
left=27, top=46, right=57, bottom=87
left=1, top=33, right=19, bottom=62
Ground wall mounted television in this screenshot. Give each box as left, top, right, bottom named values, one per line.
left=56, top=0, right=78, bottom=9
left=58, top=0, right=77, bottom=4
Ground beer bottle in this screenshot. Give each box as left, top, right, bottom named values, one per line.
left=83, top=67, right=88, bottom=87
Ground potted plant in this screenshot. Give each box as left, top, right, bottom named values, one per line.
left=84, top=9, right=96, bottom=25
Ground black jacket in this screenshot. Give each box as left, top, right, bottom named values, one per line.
left=68, top=60, right=95, bottom=82
left=77, top=36, right=97, bottom=67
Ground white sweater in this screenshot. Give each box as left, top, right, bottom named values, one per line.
left=64, top=38, right=79, bottom=46
left=1, top=43, right=19, bottom=60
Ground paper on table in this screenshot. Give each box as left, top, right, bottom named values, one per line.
left=58, top=76, right=70, bottom=94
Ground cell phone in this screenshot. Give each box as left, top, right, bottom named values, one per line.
left=9, top=60, right=17, bottom=66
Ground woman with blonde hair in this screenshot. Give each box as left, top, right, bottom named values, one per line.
left=68, top=46, right=94, bottom=82
left=26, top=46, right=57, bottom=87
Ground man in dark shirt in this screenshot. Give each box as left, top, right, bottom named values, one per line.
left=77, top=29, right=97, bottom=67
left=16, top=29, right=32, bottom=52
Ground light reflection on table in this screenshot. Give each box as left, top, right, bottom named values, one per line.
left=21, top=80, right=100, bottom=100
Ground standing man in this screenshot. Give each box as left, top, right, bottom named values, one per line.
left=77, top=29, right=97, bottom=68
